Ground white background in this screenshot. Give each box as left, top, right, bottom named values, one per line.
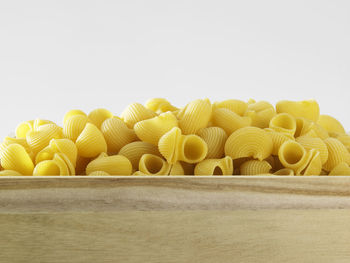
left=0, top=0, right=349, bottom=138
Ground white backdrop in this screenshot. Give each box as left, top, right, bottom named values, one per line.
left=0, top=0, right=349, bottom=138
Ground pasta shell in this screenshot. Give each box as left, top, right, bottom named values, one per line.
left=52, top=153, right=70, bottom=176
left=138, top=154, right=171, bottom=175
left=246, top=101, right=276, bottom=128
left=197, top=127, right=227, bottom=159
left=88, top=108, right=114, bottom=128
left=119, top=141, right=161, bottom=169
left=134, top=112, right=178, bottom=145
left=15, top=120, right=34, bottom=138
left=145, top=98, right=178, bottom=114
left=33, top=119, right=56, bottom=131
left=178, top=99, right=212, bottom=135
left=75, top=123, right=107, bottom=158
left=88, top=171, right=110, bottom=176
left=303, top=122, right=329, bottom=140
left=33, top=160, right=60, bottom=176
left=35, top=145, right=55, bottom=164
left=269, top=113, right=296, bottom=136
left=178, top=134, right=208, bottom=164
left=0, top=136, right=31, bottom=156
left=213, top=99, right=248, bottom=116
left=302, top=149, right=322, bottom=176
left=63, top=115, right=89, bottom=142
left=56, top=152, right=75, bottom=175
left=294, top=117, right=312, bottom=138
left=278, top=141, right=312, bottom=174
left=158, top=127, right=182, bottom=164
left=212, top=108, right=251, bottom=135
left=169, top=162, right=185, bottom=175
left=121, top=103, right=157, bottom=128
left=194, top=156, right=233, bottom=176
left=317, top=115, right=345, bottom=134
left=329, top=162, right=350, bottom=176
left=0, top=144, right=34, bottom=175
left=0, top=170, right=23, bottom=176
left=49, top=139, right=78, bottom=167
left=63, top=109, right=87, bottom=124
left=225, top=127, right=273, bottom=161
left=265, top=129, right=294, bottom=156
left=240, top=160, right=272, bottom=175
left=323, top=138, right=350, bottom=171
left=276, top=99, right=320, bottom=122
left=273, top=168, right=294, bottom=176
left=336, top=134, right=350, bottom=152
left=86, top=155, right=132, bottom=175
left=296, top=136, right=328, bottom=165
left=101, top=117, right=138, bottom=154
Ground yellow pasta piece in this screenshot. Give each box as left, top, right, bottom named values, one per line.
left=86, top=155, right=132, bottom=175
left=273, top=168, right=294, bottom=176
left=158, top=127, right=208, bottom=164
left=88, top=108, right=114, bottom=128
left=178, top=99, right=212, bottom=135
left=0, top=136, right=32, bottom=157
left=278, top=141, right=312, bottom=174
left=245, top=101, right=276, bottom=128
left=213, top=99, right=248, bottom=116
left=269, top=113, right=296, bottom=136
left=52, top=153, right=70, bottom=176
left=119, top=141, right=161, bottom=170
left=75, top=155, right=92, bottom=175
left=33, top=160, right=60, bottom=176
left=265, top=128, right=294, bottom=155
left=197, top=127, right=227, bottom=159
left=63, top=115, right=89, bottom=142
left=145, top=98, right=178, bottom=114
left=88, top=171, right=111, bottom=176
left=55, top=152, right=75, bottom=175
left=294, top=117, right=312, bottom=138
left=101, top=117, right=138, bottom=153
left=15, top=120, right=34, bottom=138
left=323, top=138, right=350, bottom=171
left=0, top=170, right=23, bottom=176
left=329, top=162, right=350, bottom=176
left=75, top=123, right=107, bottom=158
left=194, top=156, right=233, bottom=176
left=212, top=108, right=251, bottom=135
left=169, top=162, right=185, bottom=175
left=336, top=134, right=350, bottom=152
left=296, top=136, right=328, bottom=165
left=121, top=103, right=157, bottom=128
left=180, top=161, right=195, bottom=175
left=317, top=114, right=346, bottom=134
left=138, top=154, right=170, bottom=175
left=240, top=160, right=272, bottom=175
left=276, top=99, right=320, bottom=122
left=303, top=122, right=329, bottom=140
left=225, top=127, right=273, bottom=161
left=302, top=149, right=322, bottom=176
left=134, top=112, right=178, bottom=145
left=33, top=119, right=56, bottom=131
left=63, top=110, right=86, bottom=124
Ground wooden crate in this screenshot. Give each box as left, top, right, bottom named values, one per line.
left=1, top=176, right=350, bottom=263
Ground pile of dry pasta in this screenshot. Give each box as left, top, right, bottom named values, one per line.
left=0, top=98, right=349, bottom=176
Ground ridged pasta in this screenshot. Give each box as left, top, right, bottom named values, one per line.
left=86, top=154, right=132, bottom=175
left=33, top=160, right=61, bottom=176
left=169, top=162, right=185, bottom=175
left=240, top=160, right=272, bottom=175
left=15, top=120, right=34, bottom=138
left=134, top=112, right=178, bottom=145
left=296, top=136, right=328, bottom=165
left=88, top=108, right=114, bottom=128
left=212, top=108, right=251, bottom=135
left=194, top=156, right=233, bottom=176
left=101, top=117, right=138, bottom=154
left=0, top=136, right=32, bottom=157
left=63, top=110, right=86, bottom=124
left=245, top=101, right=276, bottom=128
left=0, top=144, right=34, bottom=175
left=197, top=127, right=227, bottom=158
left=75, top=123, right=107, bottom=158
left=63, top=115, right=89, bottom=142
left=88, top=170, right=111, bottom=176
left=158, top=127, right=208, bottom=164
left=33, top=119, right=56, bottom=131
left=121, top=103, right=157, bottom=128
left=336, top=134, right=350, bottom=152
left=225, top=127, right=273, bottom=161
left=276, top=99, right=320, bottom=122
left=273, top=168, right=294, bottom=176
left=138, top=154, right=170, bottom=175
left=213, top=99, right=248, bottom=116
left=178, top=99, right=212, bottom=135
left=329, top=162, right=350, bottom=176
left=265, top=129, right=294, bottom=155
left=269, top=113, right=296, bottom=136
left=303, top=122, right=329, bottom=140
left=323, top=138, right=350, bottom=171
left=0, top=170, right=23, bottom=176
left=294, top=117, right=312, bottom=138
left=278, top=141, right=312, bottom=174
left=145, top=98, right=178, bottom=114
left=302, top=149, right=322, bottom=176
left=119, top=141, right=161, bottom=169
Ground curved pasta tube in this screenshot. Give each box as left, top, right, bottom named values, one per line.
left=278, top=141, right=312, bottom=174
left=213, top=99, right=247, bottom=116
left=329, top=162, right=350, bottom=176
left=302, top=122, right=329, bottom=140
left=265, top=129, right=294, bottom=155
left=0, top=170, right=23, bottom=176
left=75, top=123, right=107, bottom=158
left=194, top=156, right=233, bottom=176
left=296, top=136, right=328, bottom=165
left=169, top=162, right=185, bottom=175
left=121, top=103, right=157, bottom=128
left=88, top=171, right=111, bottom=176
left=157, top=127, right=182, bottom=164
left=63, top=115, right=89, bottom=142
left=212, top=108, right=251, bottom=135
left=245, top=101, right=276, bottom=128
left=138, top=154, right=171, bottom=175
left=63, top=110, right=86, bottom=124
left=317, top=114, right=345, bottom=134
left=276, top=99, right=320, bottom=122
left=302, top=149, right=322, bottom=176
left=178, top=99, right=212, bottom=135
left=269, top=113, right=296, bottom=136
left=273, top=168, right=294, bottom=176
left=119, top=141, right=161, bottom=169
left=197, top=127, right=227, bottom=159
left=49, top=139, right=77, bottom=167
left=134, top=112, right=178, bottom=145
left=145, top=98, right=178, bottom=114
left=294, top=117, right=312, bottom=138
left=240, top=160, right=272, bottom=175
left=323, top=138, right=350, bottom=171
left=33, top=160, right=61, bottom=176
left=15, top=120, right=34, bottom=138
left=88, top=108, right=114, bottom=128
left=336, top=134, right=350, bottom=152
left=101, top=117, right=138, bottom=153
left=86, top=155, right=132, bottom=175
left=225, top=127, right=273, bottom=161
left=0, top=136, right=31, bottom=157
